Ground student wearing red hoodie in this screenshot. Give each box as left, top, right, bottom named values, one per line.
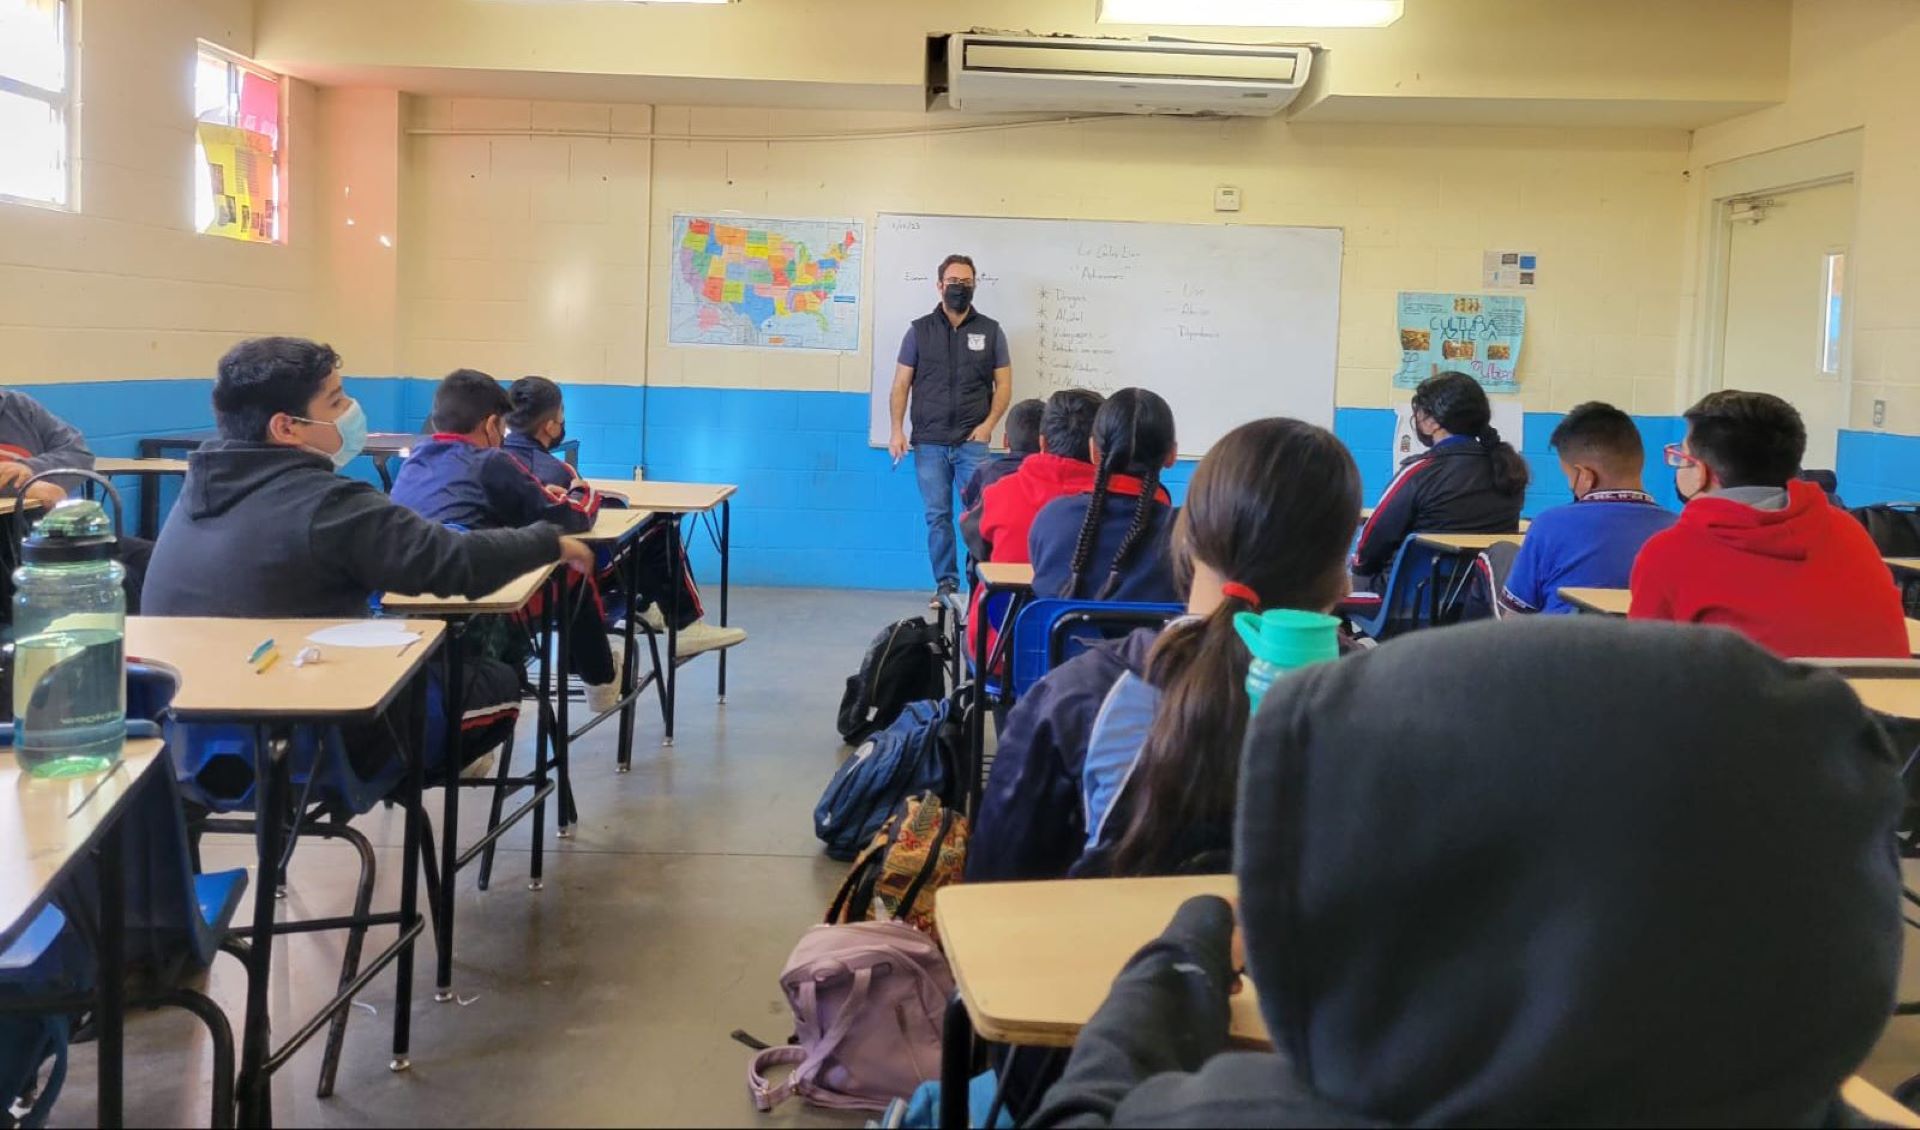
left=959, top=388, right=1104, bottom=657
left=1629, top=390, right=1907, bottom=658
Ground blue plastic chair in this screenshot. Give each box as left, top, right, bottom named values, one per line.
left=0, top=763, right=247, bottom=1126
left=1342, top=540, right=1443, bottom=641
left=1008, top=599, right=1185, bottom=699
left=129, top=662, right=389, bottom=1102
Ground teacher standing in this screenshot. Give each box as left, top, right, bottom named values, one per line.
left=888, top=253, right=1012, bottom=604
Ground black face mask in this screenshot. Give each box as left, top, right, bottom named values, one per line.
left=943, top=282, right=974, bottom=313
left=1674, top=471, right=1699, bottom=505
left=546, top=426, right=567, bottom=452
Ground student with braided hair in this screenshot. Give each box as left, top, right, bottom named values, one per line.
left=1029, top=388, right=1179, bottom=604
left=1350, top=370, right=1528, bottom=594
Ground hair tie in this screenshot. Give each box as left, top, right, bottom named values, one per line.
left=1221, top=582, right=1262, bottom=608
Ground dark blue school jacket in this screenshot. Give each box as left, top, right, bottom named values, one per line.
left=967, top=627, right=1161, bottom=884
left=1029, top=489, right=1179, bottom=603
left=503, top=430, right=577, bottom=491
left=391, top=435, right=595, bottom=534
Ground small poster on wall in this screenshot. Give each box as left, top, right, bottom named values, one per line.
left=1391, top=399, right=1525, bottom=479
left=1394, top=292, right=1526, bottom=394
left=1482, top=250, right=1539, bottom=290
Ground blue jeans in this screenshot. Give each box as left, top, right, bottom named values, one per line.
left=914, top=441, right=989, bottom=588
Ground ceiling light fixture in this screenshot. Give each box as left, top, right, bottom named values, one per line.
left=1098, top=0, right=1402, bottom=28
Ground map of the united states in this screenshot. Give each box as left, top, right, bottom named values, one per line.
left=668, top=215, right=864, bottom=351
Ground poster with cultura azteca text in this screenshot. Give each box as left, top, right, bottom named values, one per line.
left=1394, top=292, right=1525, bottom=394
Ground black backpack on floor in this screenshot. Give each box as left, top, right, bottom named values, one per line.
left=837, top=617, right=946, bottom=745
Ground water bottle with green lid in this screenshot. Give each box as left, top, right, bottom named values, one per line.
left=1235, top=608, right=1341, bottom=715
left=11, top=472, right=126, bottom=778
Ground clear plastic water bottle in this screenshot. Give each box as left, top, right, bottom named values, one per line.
left=1235, top=609, right=1342, bottom=716
left=12, top=487, right=126, bottom=778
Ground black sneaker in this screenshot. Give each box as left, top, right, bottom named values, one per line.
left=930, top=580, right=958, bottom=610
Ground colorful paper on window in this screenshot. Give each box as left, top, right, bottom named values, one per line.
left=196, top=123, right=276, bottom=242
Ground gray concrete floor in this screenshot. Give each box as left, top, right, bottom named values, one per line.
left=41, top=585, right=1920, bottom=1123
left=55, top=586, right=922, bottom=1128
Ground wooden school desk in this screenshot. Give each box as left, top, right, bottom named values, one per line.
left=587, top=479, right=740, bottom=705
left=1411, top=532, right=1525, bottom=622
left=931, top=876, right=1920, bottom=1130
left=1558, top=586, right=1632, bottom=616
left=967, top=562, right=1037, bottom=815
left=1560, top=587, right=1920, bottom=655
left=574, top=505, right=683, bottom=760
left=92, top=457, right=189, bottom=539
left=0, top=739, right=165, bottom=1128
left=126, top=615, right=444, bottom=1125
left=381, top=566, right=565, bottom=1003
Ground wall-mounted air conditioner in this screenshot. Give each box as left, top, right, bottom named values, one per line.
left=934, top=33, right=1312, bottom=118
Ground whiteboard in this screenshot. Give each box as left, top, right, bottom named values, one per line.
left=868, top=213, right=1343, bottom=458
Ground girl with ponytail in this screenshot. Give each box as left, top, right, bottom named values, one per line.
left=1350, top=370, right=1529, bottom=592
left=967, top=416, right=1361, bottom=886
left=1029, top=388, right=1180, bottom=604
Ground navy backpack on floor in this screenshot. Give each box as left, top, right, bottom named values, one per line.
left=815, top=695, right=963, bottom=861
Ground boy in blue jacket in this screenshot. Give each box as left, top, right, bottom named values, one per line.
left=393, top=370, right=623, bottom=710
left=1500, top=401, right=1675, bottom=615
left=501, top=375, right=746, bottom=659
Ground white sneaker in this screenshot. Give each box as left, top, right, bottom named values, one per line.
left=460, top=747, right=498, bottom=781
left=673, top=620, right=747, bottom=659
left=586, top=649, right=626, bottom=714
left=639, top=605, right=668, bottom=633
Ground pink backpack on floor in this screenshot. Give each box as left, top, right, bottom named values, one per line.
left=747, top=920, right=955, bottom=1113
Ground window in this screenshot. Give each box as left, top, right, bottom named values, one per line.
left=1821, top=250, right=1847, bottom=376
left=193, top=43, right=282, bottom=242
left=0, top=0, right=74, bottom=208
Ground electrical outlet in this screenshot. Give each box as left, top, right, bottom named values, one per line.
left=1213, top=185, right=1242, bottom=213
left=1874, top=399, right=1888, bottom=428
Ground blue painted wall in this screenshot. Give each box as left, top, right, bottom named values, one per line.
left=23, top=377, right=1920, bottom=590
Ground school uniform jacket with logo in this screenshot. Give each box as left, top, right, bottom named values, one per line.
left=1351, top=436, right=1525, bottom=587
left=391, top=435, right=599, bottom=535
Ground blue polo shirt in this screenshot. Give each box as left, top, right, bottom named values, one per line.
left=1501, top=490, right=1676, bottom=615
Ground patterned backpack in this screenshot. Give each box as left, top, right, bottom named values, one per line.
left=826, top=793, right=969, bottom=943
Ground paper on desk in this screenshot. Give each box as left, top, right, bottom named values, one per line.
left=307, top=623, right=422, bottom=649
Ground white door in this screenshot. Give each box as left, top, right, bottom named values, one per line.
left=1718, top=179, right=1856, bottom=470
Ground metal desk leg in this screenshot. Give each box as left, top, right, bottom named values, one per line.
left=97, top=807, right=127, bottom=1130
left=939, top=994, right=974, bottom=1130
left=236, top=723, right=283, bottom=1128
left=616, top=538, right=641, bottom=773
left=969, top=594, right=991, bottom=819
left=139, top=471, right=160, bottom=541
left=718, top=500, right=730, bottom=704
left=435, top=627, right=464, bottom=1001
left=663, top=516, right=681, bottom=748
left=389, top=672, right=429, bottom=1072
left=555, top=575, right=577, bottom=831
left=529, top=594, right=552, bottom=890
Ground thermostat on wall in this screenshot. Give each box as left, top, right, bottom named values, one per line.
left=1214, top=185, right=1242, bottom=213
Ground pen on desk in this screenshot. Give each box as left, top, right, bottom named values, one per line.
left=254, top=649, right=280, bottom=675
left=247, top=638, right=275, bottom=665
left=396, top=636, right=418, bottom=658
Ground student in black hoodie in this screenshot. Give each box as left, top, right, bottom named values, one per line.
left=1351, top=371, right=1527, bottom=593
left=145, top=337, right=593, bottom=771
left=1033, top=617, right=1903, bottom=1127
